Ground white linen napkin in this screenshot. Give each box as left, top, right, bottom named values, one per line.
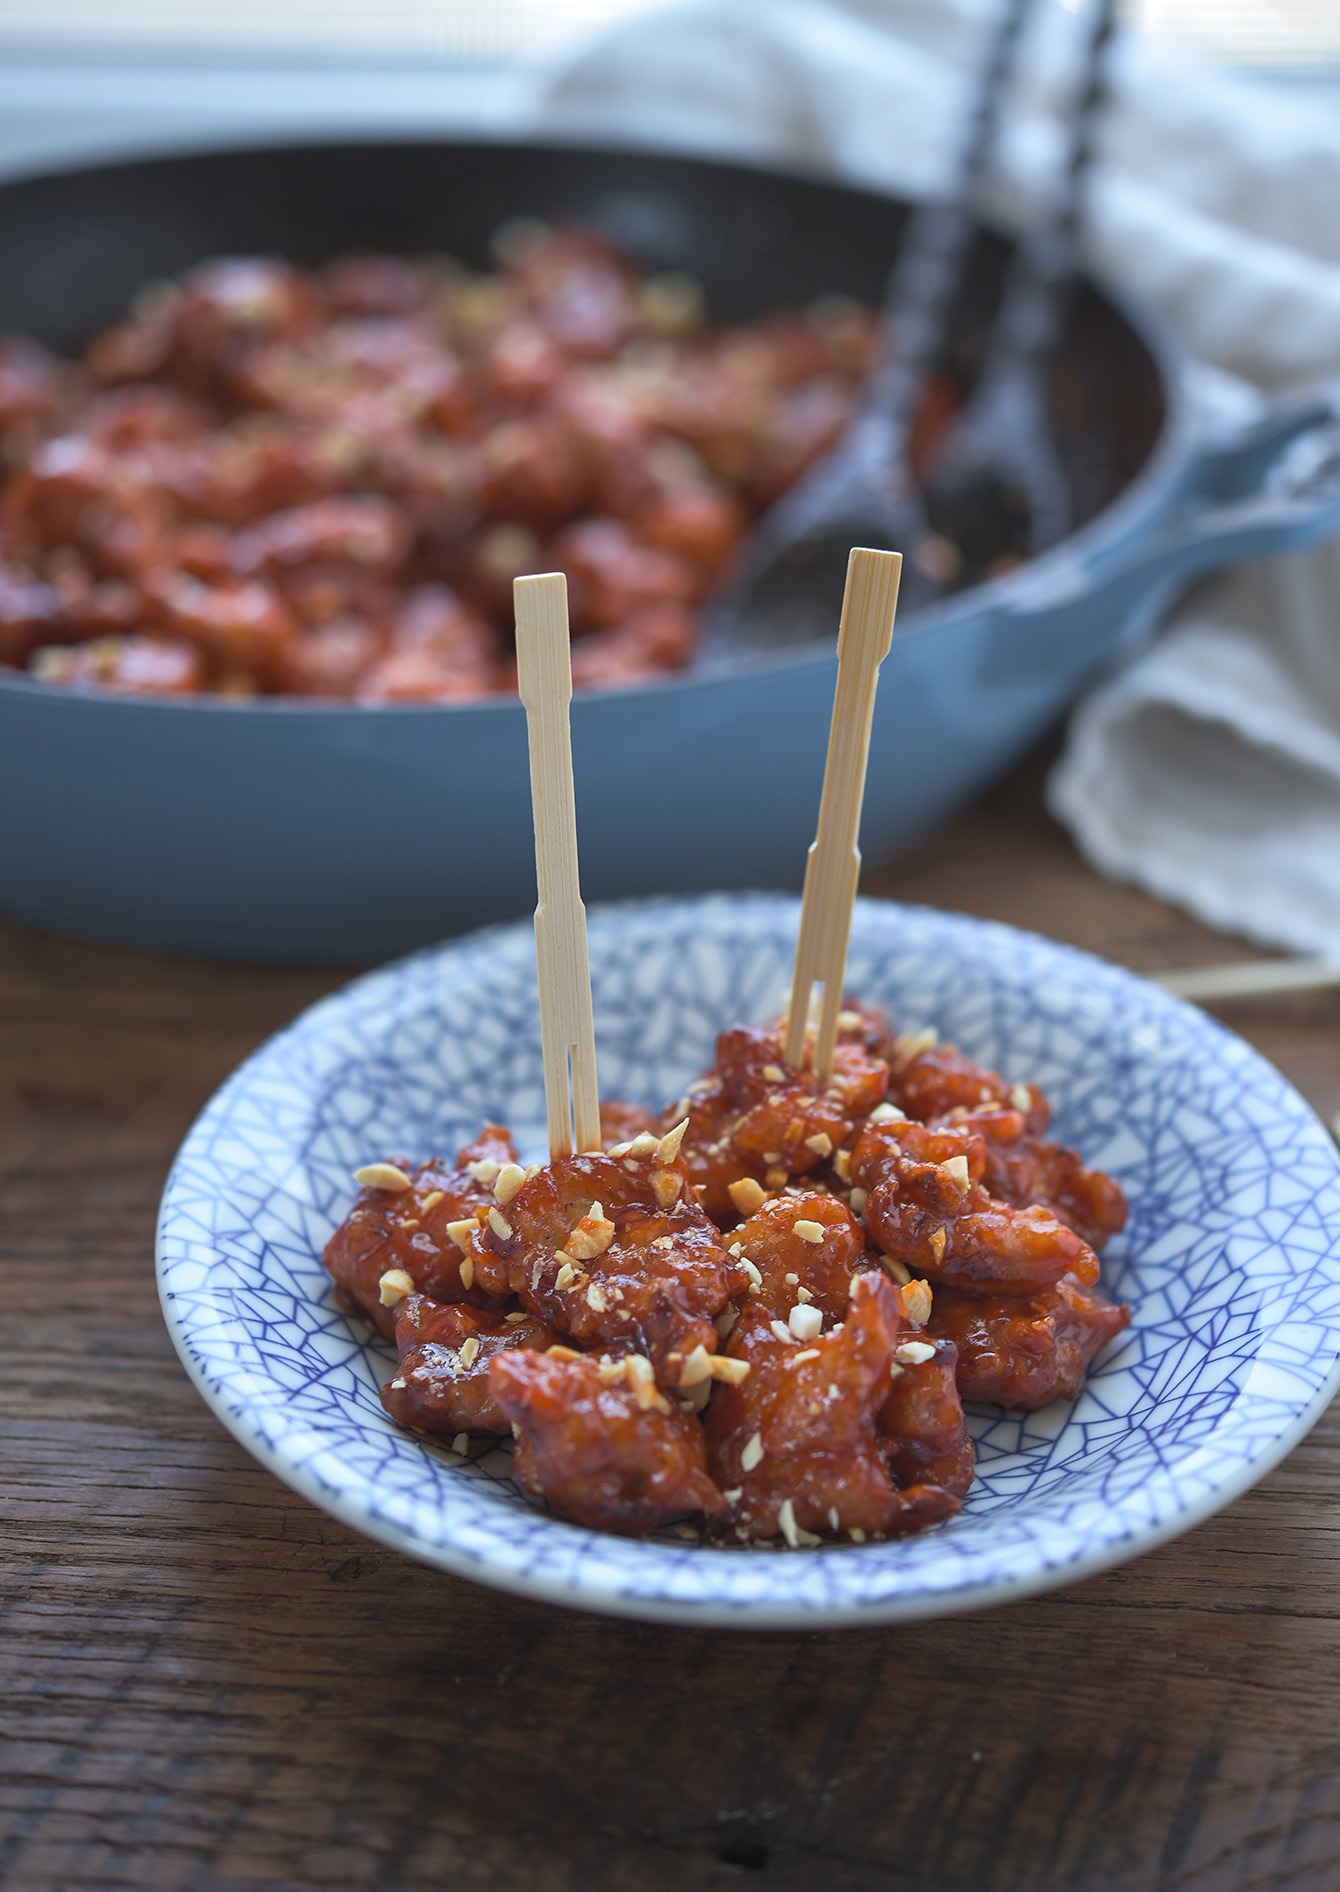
left=537, top=0, right=1340, bottom=955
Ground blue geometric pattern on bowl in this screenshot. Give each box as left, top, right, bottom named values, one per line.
left=156, top=895, right=1340, bottom=1626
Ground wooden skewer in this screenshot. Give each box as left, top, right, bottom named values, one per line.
left=784, top=547, right=902, bottom=1082
left=1153, top=956, right=1340, bottom=1003
left=514, top=572, right=601, bottom=1159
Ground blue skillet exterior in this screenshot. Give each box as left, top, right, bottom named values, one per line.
left=0, top=138, right=1338, bottom=962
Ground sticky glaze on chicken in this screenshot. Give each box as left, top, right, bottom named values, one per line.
left=0, top=228, right=895, bottom=699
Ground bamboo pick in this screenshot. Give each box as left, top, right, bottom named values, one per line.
left=514, top=572, right=602, bottom=1159
left=784, top=547, right=902, bottom=1082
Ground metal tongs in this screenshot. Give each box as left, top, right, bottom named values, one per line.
left=710, top=0, right=1118, bottom=654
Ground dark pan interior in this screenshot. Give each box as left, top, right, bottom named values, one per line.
left=0, top=137, right=1167, bottom=546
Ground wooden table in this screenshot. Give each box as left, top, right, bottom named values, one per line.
left=4, top=750, right=1339, bottom=1892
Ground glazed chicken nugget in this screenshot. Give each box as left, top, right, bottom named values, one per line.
left=929, top=1273, right=1131, bottom=1410
left=705, top=1274, right=960, bottom=1543
left=891, top=1036, right=1050, bottom=1134
left=934, top=1102, right=1128, bottom=1252
left=852, top=1117, right=1101, bottom=1297
left=381, top=1295, right=556, bottom=1437
left=671, top=1008, right=891, bottom=1223
left=728, top=1191, right=868, bottom=1323
left=879, top=1332, right=974, bottom=1498
left=323, top=1123, right=517, bottom=1339
left=489, top=1346, right=726, bottom=1535
left=472, top=1129, right=748, bottom=1384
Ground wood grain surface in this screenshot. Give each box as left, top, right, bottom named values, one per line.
left=3, top=749, right=1338, bottom=1892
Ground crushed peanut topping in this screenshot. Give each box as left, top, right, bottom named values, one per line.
left=762, top=1151, right=783, bottom=1166
left=458, top=1336, right=481, bottom=1369
left=740, top=1431, right=765, bottom=1472
left=452, top=1432, right=469, bottom=1455
left=708, top=1354, right=750, bottom=1386
left=881, top=1254, right=912, bottom=1285
left=740, top=1256, right=763, bottom=1288
left=377, top=1267, right=415, bottom=1306
left=597, top=1356, right=627, bottom=1386
left=828, top=1506, right=841, bottom=1531
left=546, top=1344, right=582, bottom=1362
left=723, top=1487, right=744, bottom=1503
left=467, top=1157, right=501, bottom=1185
left=625, top=1354, right=668, bottom=1413
left=929, top=1227, right=947, bottom=1263
left=554, top=1261, right=578, bottom=1291
left=849, top=1187, right=868, bottom=1215
left=505, top=1311, right=529, bottom=1324
left=728, top=1177, right=767, bottom=1217
left=650, top=1168, right=682, bottom=1208
left=836, top=1009, right=862, bottom=1030
left=849, top=1528, right=867, bottom=1544
left=390, top=1376, right=407, bottom=1390
left=1011, top=1083, right=1032, bottom=1112
left=566, top=1203, right=615, bottom=1261
left=792, top=1348, right=821, bottom=1365
left=778, top=1498, right=800, bottom=1548
left=459, top=1256, right=476, bottom=1291
left=941, top=1154, right=970, bottom=1191
left=795, top=1285, right=814, bottom=1303
left=493, top=1162, right=527, bottom=1206
left=833, top=1148, right=852, bottom=1181
left=585, top=1281, right=608, bottom=1313
left=353, top=1162, right=413, bottom=1193
left=627, top=1132, right=659, bottom=1158
left=655, top=1118, right=689, bottom=1165
left=487, top=1207, right=512, bottom=1240
left=896, top=1340, right=937, bottom=1366
left=715, top=1305, right=740, bottom=1340
left=901, top=1279, right=933, bottom=1326
left=804, top=1132, right=834, bottom=1157
left=765, top=1166, right=789, bottom=1190
left=762, top=1063, right=787, bottom=1084
left=678, top=1344, right=714, bottom=1388
left=894, top=1028, right=938, bottom=1062
left=794, top=1219, right=825, bottom=1245
left=788, top=1303, right=823, bottom=1341
left=420, top=1190, right=444, bottom=1214
left=888, top=1361, right=905, bottom=1381
left=446, top=1216, right=477, bottom=1251
left=868, top=1102, right=906, bottom=1124
left=769, top=1320, right=794, bottom=1345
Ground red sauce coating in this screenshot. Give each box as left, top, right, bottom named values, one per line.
left=380, top=1295, right=557, bottom=1437
left=321, top=1000, right=1130, bottom=1539
left=703, top=1275, right=961, bottom=1543
left=928, top=1275, right=1132, bottom=1410
left=489, top=1347, right=726, bottom=1535
left=0, top=227, right=886, bottom=699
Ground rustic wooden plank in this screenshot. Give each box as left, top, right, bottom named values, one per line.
left=2, top=744, right=1338, bottom=1892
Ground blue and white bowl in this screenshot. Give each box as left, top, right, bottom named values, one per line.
left=156, top=895, right=1340, bottom=1626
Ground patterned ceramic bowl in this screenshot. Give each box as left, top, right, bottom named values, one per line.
left=157, top=895, right=1340, bottom=1627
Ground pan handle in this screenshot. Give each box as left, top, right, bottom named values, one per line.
left=1000, top=382, right=1340, bottom=638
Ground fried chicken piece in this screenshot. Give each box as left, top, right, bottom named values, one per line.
left=727, top=1190, right=868, bottom=1323
left=671, top=1006, right=891, bottom=1224
left=470, top=1131, right=748, bottom=1385
left=891, top=1038, right=1127, bottom=1251
left=489, top=1346, right=725, bottom=1534
left=380, top=1295, right=556, bottom=1437
left=879, top=1333, right=974, bottom=1498
left=323, top=1124, right=517, bottom=1339
left=852, top=1116, right=1101, bottom=1297
left=704, top=1274, right=960, bottom=1543
left=929, top=1274, right=1131, bottom=1410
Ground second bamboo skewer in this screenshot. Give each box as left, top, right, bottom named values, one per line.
left=514, top=572, right=602, bottom=1159
left=784, top=547, right=902, bottom=1081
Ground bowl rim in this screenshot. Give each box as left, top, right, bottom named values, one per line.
left=0, top=130, right=1193, bottom=719
left=155, top=892, right=1340, bottom=1626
